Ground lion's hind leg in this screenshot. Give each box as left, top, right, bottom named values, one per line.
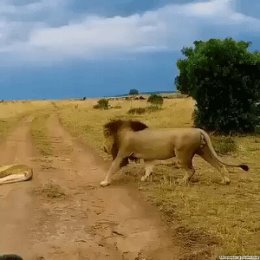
left=197, top=147, right=230, bottom=184
left=175, top=150, right=195, bottom=185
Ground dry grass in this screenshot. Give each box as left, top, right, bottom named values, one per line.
left=0, top=100, right=51, bottom=140
left=33, top=182, right=66, bottom=199
left=0, top=117, right=19, bottom=139
left=57, top=96, right=260, bottom=257
left=56, top=97, right=194, bottom=158
left=31, top=112, right=53, bottom=156
left=212, top=136, right=238, bottom=155
left=0, top=100, right=49, bottom=119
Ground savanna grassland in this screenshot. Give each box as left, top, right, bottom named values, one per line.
left=0, top=100, right=50, bottom=139
left=0, top=97, right=259, bottom=259
left=56, top=95, right=260, bottom=256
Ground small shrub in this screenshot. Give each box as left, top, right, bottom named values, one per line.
left=147, top=105, right=162, bottom=112
left=93, top=99, right=109, bottom=109
left=213, top=136, right=237, bottom=155
left=147, top=94, right=164, bottom=107
left=128, top=107, right=146, bottom=114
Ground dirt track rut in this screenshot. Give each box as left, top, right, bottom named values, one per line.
left=0, top=117, right=34, bottom=255
left=0, top=114, right=182, bottom=260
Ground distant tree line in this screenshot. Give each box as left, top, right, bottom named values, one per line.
left=129, top=89, right=139, bottom=95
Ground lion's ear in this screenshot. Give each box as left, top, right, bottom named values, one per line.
left=130, top=121, right=148, bottom=131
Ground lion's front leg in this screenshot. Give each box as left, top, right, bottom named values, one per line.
left=100, top=157, right=123, bottom=187
left=141, top=161, right=154, bottom=182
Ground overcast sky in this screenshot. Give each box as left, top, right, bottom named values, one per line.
left=0, top=0, right=259, bottom=99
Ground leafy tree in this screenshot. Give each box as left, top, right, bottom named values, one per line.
left=175, top=38, right=260, bottom=133
left=147, top=94, right=164, bottom=107
left=129, top=89, right=139, bottom=95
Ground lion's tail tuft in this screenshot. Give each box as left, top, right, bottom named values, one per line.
left=240, top=164, right=249, bottom=171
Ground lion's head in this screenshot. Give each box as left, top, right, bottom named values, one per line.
left=103, top=119, right=148, bottom=162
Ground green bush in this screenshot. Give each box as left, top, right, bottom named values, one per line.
left=93, top=99, right=109, bottom=109
left=255, top=125, right=260, bottom=134
left=147, top=94, right=164, bottom=107
left=212, top=136, right=237, bottom=155
left=176, top=38, right=260, bottom=134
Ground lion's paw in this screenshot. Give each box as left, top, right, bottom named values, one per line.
left=141, top=176, right=147, bottom=182
left=221, top=178, right=231, bottom=185
left=100, top=180, right=111, bottom=187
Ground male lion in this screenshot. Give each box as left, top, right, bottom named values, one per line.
left=100, top=119, right=249, bottom=187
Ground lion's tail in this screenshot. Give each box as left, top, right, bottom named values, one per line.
left=0, top=165, right=33, bottom=185
left=199, top=130, right=249, bottom=172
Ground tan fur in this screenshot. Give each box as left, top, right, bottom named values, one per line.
left=101, top=119, right=249, bottom=187
left=0, top=164, right=33, bottom=185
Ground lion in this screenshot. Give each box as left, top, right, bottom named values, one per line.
left=100, top=119, right=249, bottom=187
left=0, top=164, right=33, bottom=185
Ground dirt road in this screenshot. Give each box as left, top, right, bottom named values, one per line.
left=0, top=117, right=34, bottom=255
left=0, top=114, right=182, bottom=260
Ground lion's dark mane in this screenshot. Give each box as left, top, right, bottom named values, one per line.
left=103, top=119, right=148, bottom=167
